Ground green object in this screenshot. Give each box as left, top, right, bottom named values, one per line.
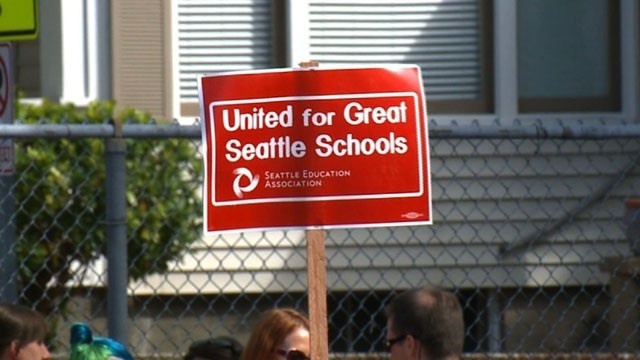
left=70, top=323, right=135, bottom=360
left=71, top=344, right=114, bottom=360
left=0, top=0, right=38, bottom=41
left=15, top=99, right=203, bottom=319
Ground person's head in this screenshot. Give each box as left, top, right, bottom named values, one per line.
left=0, top=304, right=51, bottom=360
left=184, top=337, right=243, bottom=360
left=384, top=287, right=464, bottom=360
left=240, top=308, right=310, bottom=360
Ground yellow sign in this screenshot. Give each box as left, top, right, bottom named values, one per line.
left=0, top=0, right=38, bottom=41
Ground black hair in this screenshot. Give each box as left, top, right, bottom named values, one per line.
left=184, top=337, right=243, bottom=360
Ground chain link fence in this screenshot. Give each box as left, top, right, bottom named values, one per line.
left=1, top=120, right=640, bottom=358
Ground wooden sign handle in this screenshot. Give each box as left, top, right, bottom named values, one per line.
left=306, top=229, right=329, bottom=359
left=298, top=60, right=328, bottom=359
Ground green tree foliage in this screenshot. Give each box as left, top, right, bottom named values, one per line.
left=14, top=100, right=203, bottom=314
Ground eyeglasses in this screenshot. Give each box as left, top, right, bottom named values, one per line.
left=384, top=334, right=408, bottom=350
left=276, top=348, right=310, bottom=360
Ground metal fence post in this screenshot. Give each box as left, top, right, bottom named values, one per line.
left=0, top=43, right=17, bottom=303
left=0, top=173, right=18, bottom=303
left=106, top=120, right=128, bottom=344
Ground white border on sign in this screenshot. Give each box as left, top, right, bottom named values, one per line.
left=208, top=91, right=424, bottom=206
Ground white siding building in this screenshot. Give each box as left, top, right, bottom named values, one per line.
left=12, top=0, right=640, bottom=354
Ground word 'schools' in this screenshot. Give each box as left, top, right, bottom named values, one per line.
left=198, top=65, right=432, bottom=234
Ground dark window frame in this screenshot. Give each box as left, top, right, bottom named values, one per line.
left=517, top=0, right=621, bottom=113
left=181, top=0, right=495, bottom=117
left=427, top=0, right=495, bottom=115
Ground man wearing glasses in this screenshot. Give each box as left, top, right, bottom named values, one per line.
left=384, top=287, right=464, bottom=360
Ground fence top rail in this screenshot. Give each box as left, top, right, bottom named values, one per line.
left=1, top=123, right=640, bottom=139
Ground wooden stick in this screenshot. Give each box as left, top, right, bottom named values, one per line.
left=306, top=228, right=328, bottom=360
left=298, top=60, right=320, bottom=68
left=298, top=60, right=327, bottom=359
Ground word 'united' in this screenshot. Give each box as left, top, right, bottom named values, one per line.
left=220, top=101, right=408, bottom=131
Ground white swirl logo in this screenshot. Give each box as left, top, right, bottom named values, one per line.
left=232, top=167, right=259, bottom=198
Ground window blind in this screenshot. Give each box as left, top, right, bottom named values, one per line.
left=308, top=0, right=483, bottom=100
left=176, top=0, right=273, bottom=103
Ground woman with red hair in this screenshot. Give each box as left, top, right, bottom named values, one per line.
left=240, top=308, right=310, bottom=360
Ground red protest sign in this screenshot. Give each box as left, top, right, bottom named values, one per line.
left=199, top=65, right=431, bottom=234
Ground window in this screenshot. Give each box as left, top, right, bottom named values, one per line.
left=517, top=0, right=620, bottom=113
left=174, top=0, right=276, bottom=117
left=174, top=0, right=493, bottom=117
left=304, top=0, right=494, bottom=114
